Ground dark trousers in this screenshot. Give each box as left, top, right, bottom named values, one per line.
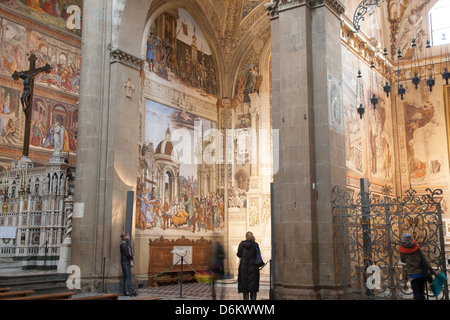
left=411, top=277, right=426, bottom=300
left=211, top=281, right=224, bottom=300
left=243, top=292, right=257, bottom=300
left=120, top=261, right=136, bottom=295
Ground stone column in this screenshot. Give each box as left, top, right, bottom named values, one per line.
left=72, top=0, right=145, bottom=289
left=266, top=0, right=346, bottom=299
left=71, top=0, right=111, bottom=288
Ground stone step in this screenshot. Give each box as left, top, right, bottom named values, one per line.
left=0, top=271, right=68, bottom=294
left=0, top=257, right=22, bottom=273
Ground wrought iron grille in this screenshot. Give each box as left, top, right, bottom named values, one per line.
left=332, top=180, right=449, bottom=300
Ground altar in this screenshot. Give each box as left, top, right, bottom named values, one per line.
left=0, top=155, right=73, bottom=272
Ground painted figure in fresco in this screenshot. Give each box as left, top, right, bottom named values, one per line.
left=31, top=120, right=44, bottom=146
left=161, top=196, right=170, bottom=230
left=146, top=188, right=158, bottom=227
left=3, top=118, right=17, bottom=141
left=137, top=187, right=156, bottom=229
left=63, top=124, right=70, bottom=152
left=41, top=0, right=57, bottom=16
left=0, top=88, right=12, bottom=114
left=243, top=64, right=259, bottom=102
left=184, top=190, right=193, bottom=227
left=42, top=123, right=54, bottom=148
left=404, top=100, right=444, bottom=181
left=25, top=0, right=46, bottom=14
left=195, top=197, right=204, bottom=232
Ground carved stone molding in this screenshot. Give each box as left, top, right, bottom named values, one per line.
left=265, top=0, right=345, bottom=19
left=143, top=75, right=218, bottom=122
left=110, top=48, right=144, bottom=70
left=311, top=0, right=345, bottom=16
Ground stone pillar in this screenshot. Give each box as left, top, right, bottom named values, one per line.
left=72, top=0, right=144, bottom=290
left=71, top=0, right=112, bottom=288
left=266, top=0, right=346, bottom=299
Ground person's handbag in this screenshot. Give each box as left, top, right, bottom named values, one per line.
left=254, top=245, right=264, bottom=268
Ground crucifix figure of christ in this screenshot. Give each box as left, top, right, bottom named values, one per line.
left=12, top=54, right=52, bottom=157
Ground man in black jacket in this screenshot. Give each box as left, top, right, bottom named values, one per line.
left=120, top=232, right=137, bottom=296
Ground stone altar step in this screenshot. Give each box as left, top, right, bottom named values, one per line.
left=0, top=271, right=68, bottom=294
left=0, top=257, right=22, bottom=273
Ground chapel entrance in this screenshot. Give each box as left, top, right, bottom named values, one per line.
left=332, top=179, right=449, bottom=300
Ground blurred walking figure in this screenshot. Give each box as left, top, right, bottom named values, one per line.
left=210, top=239, right=225, bottom=300
left=120, top=232, right=137, bottom=297
left=399, top=233, right=437, bottom=300
left=237, top=231, right=261, bottom=300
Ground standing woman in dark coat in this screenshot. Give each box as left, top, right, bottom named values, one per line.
left=237, top=231, right=261, bottom=300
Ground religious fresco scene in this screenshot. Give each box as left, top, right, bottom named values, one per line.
left=342, top=44, right=396, bottom=194
left=0, top=8, right=80, bottom=168
left=146, top=8, right=217, bottom=95
left=0, top=0, right=82, bottom=36
left=136, top=100, right=223, bottom=236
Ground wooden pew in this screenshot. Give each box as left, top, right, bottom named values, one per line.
left=8, top=292, right=77, bottom=300
left=0, top=290, right=35, bottom=299
left=71, top=293, right=121, bottom=300
left=0, top=288, right=11, bottom=293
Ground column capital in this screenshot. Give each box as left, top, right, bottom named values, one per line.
left=110, top=48, right=144, bottom=70
left=310, top=0, right=345, bottom=16
left=265, top=0, right=345, bottom=19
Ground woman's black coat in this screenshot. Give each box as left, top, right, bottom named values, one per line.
left=237, top=240, right=260, bottom=293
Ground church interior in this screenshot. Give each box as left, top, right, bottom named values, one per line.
left=0, top=0, right=449, bottom=300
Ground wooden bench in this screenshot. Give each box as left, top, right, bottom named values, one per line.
left=8, top=292, right=78, bottom=300
left=71, top=293, right=121, bottom=300
left=0, top=290, right=35, bottom=299
left=0, top=288, right=11, bottom=293
left=149, top=270, right=196, bottom=287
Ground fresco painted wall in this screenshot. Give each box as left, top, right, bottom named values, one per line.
left=397, top=80, right=450, bottom=190
left=136, top=99, right=223, bottom=238
left=146, top=8, right=217, bottom=96
left=0, top=0, right=82, bottom=36
left=342, top=45, right=396, bottom=194
left=0, top=7, right=80, bottom=166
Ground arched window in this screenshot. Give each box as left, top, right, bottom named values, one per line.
left=430, top=0, right=450, bottom=46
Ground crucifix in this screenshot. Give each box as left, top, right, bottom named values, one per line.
left=12, top=53, right=52, bottom=158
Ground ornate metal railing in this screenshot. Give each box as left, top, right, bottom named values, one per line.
left=333, top=180, right=448, bottom=300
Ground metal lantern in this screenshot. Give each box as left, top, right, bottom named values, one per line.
left=442, top=68, right=450, bottom=85
left=398, top=84, right=406, bottom=100
left=427, top=75, right=435, bottom=92
left=383, top=81, right=391, bottom=97
left=370, top=94, right=379, bottom=109
left=412, top=72, right=421, bottom=89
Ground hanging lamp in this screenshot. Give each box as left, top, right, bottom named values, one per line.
left=356, top=69, right=365, bottom=119
left=425, top=40, right=435, bottom=92
left=383, top=48, right=391, bottom=97
left=441, top=33, right=450, bottom=85
left=369, top=60, right=379, bottom=109
left=411, top=38, right=421, bottom=89
left=397, top=49, right=407, bottom=100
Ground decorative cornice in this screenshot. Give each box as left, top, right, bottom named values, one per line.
left=110, top=48, right=144, bottom=70
left=265, top=0, right=345, bottom=19
left=311, top=0, right=346, bottom=16
left=143, top=73, right=218, bottom=122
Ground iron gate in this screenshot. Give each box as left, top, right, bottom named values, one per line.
left=332, top=179, right=449, bottom=300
